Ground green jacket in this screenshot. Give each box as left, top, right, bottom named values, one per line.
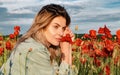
left=0, top=38, right=77, bottom=75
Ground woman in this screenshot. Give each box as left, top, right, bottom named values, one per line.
left=0, top=4, right=76, bottom=75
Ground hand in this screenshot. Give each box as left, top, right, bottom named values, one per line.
left=63, top=27, right=75, bottom=40
left=60, top=27, right=74, bottom=65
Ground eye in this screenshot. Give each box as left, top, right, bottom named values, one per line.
left=54, top=25, right=59, bottom=29
left=62, top=27, right=66, bottom=31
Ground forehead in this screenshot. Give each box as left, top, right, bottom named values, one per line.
left=50, top=16, right=66, bottom=27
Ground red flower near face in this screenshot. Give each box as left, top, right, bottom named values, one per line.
left=116, top=29, right=120, bottom=39
left=9, top=34, right=15, bottom=39
left=89, top=29, right=96, bottom=38
left=61, top=34, right=73, bottom=44
left=14, top=25, right=20, bottom=31
left=0, top=47, right=4, bottom=55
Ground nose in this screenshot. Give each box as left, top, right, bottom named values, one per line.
left=58, top=29, right=64, bottom=37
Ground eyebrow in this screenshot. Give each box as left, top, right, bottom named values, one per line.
left=54, top=23, right=67, bottom=27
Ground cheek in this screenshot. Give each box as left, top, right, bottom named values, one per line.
left=45, top=30, right=56, bottom=43
left=45, top=27, right=57, bottom=42
left=49, top=29, right=56, bottom=36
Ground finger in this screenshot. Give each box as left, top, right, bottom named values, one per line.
left=63, top=27, right=69, bottom=36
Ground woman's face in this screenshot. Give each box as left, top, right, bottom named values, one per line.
left=44, top=16, right=67, bottom=46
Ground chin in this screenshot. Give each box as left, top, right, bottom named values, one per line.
left=53, top=44, right=59, bottom=46
left=52, top=42, right=59, bottom=46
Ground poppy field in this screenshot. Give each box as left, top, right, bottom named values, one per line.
left=0, top=25, right=120, bottom=75
left=71, top=25, right=120, bottom=75
left=0, top=26, right=20, bottom=67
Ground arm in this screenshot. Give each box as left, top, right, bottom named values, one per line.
left=58, top=27, right=75, bottom=75
left=60, top=27, right=74, bottom=65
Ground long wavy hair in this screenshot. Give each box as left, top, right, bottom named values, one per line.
left=15, top=4, right=71, bottom=63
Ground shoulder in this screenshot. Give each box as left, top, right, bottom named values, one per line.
left=16, top=38, right=48, bottom=53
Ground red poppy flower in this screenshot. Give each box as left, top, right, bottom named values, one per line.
left=14, top=31, right=19, bottom=36
left=0, top=47, right=4, bottom=55
left=104, top=40, right=110, bottom=46
left=106, top=45, right=114, bottom=52
left=82, top=33, right=90, bottom=39
left=104, top=39, right=114, bottom=52
left=95, top=49, right=102, bottom=56
left=117, top=39, right=120, bottom=45
left=101, top=35, right=106, bottom=40
left=61, top=34, right=73, bottom=44
left=89, top=29, right=96, bottom=38
left=104, top=25, right=111, bottom=33
left=14, top=25, right=20, bottom=31
left=105, top=32, right=112, bottom=39
left=104, top=65, right=110, bottom=75
left=116, top=29, right=120, bottom=39
left=73, top=38, right=82, bottom=46
left=6, top=41, right=12, bottom=50
left=94, top=57, right=101, bottom=67
left=9, top=34, right=15, bottom=39
left=81, top=44, right=89, bottom=54
left=101, top=50, right=108, bottom=57
left=114, top=56, right=119, bottom=65
left=0, top=36, right=3, bottom=41
left=98, top=25, right=112, bottom=39
left=98, top=27, right=104, bottom=34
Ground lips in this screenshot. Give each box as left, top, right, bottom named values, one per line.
left=56, top=38, right=61, bottom=42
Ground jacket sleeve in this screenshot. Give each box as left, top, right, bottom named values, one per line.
left=58, top=61, right=78, bottom=75
left=58, top=61, right=70, bottom=75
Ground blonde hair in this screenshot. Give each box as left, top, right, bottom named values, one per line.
left=16, top=4, right=71, bottom=62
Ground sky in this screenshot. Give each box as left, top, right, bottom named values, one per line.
left=0, top=0, right=120, bottom=35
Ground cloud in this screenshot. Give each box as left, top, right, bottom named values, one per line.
left=0, top=7, right=7, bottom=14
left=71, top=21, right=120, bottom=35
left=0, top=0, right=37, bottom=3
left=0, top=18, right=33, bottom=35
left=8, top=8, right=34, bottom=14
left=0, top=18, right=33, bottom=25
left=0, top=0, right=120, bottom=35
